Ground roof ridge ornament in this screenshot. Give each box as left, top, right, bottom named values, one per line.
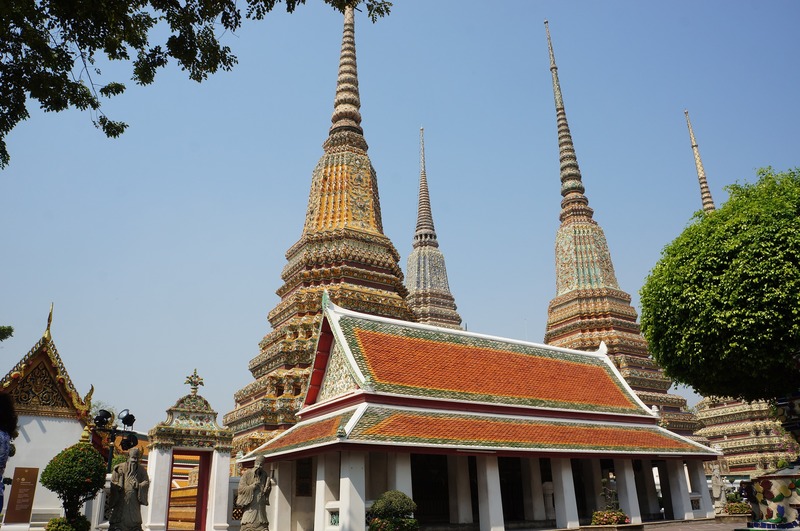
left=185, top=368, right=204, bottom=396
left=44, top=302, right=53, bottom=341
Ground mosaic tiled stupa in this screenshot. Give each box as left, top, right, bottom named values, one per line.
left=684, top=110, right=798, bottom=475
left=541, top=22, right=699, bottom=437
left=405, top=128, right=462, bottom=329
left=224, top=6, right=414, bottom=454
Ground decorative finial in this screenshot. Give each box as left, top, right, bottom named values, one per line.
left=413, top=127, right=438, bottom=249
left=185, top=369, right=204, bottom=396
left=544, top=21, right=592, bottom=222
left=684, top=110, right=716, bottom=213
left=325, top=4, right=367, bottom=152
left=43, top=302, right=53, bottom=340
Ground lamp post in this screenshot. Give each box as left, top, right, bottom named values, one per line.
left=93, top=408, right=139, bottom=473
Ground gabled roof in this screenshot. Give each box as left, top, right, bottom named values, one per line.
left=1, top=310, right=91, bottom=421
left=306, top=297, right=653, bottom=418
left=248, top=298, right=719, bottom=461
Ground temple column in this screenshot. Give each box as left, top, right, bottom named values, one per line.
left=687, top=460, right=714, bottom=518
left=666, top=460, right=693, bottom=520
left=143, top=446, right=172, bottom=531
left=315, top=453, right=339, bottom=531
left=272, top=461, right=293, bottom=531
left=447, top=455, right=473, bottom=524
left=205, top=449, right=232, bottom=531
left=476, top=455, right=504, bottom=531
left=614, top=459, right=641, bottom=524
left=551, top=458, right=579, bottom=529
left=340, top=451, right=367, bottom=531
left=521, top=458, right=546, bottom=521
left=387, top=452, right=413, bottom=499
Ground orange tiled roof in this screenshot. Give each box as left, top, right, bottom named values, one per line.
left=255, top=405, right=713, bottom=458
left=336, top=314, right=645, bottom=415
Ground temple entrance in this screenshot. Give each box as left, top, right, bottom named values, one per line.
left=166, top=451, right=211, bottom=531
left=411, top=454, right=450, bottom=523
left=499, top=457, right=524, bottom=522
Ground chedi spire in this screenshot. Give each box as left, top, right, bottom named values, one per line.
left=406, top=128, right=462, bottom=329
left=684, top=110, right=716, bottom=213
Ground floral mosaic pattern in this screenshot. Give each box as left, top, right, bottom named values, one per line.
left=318, top=342, right=359, bottom=402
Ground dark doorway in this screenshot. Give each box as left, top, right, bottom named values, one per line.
left=499, top=457, right=525, bottom=522
left=411, top=454, right=450, bottom=524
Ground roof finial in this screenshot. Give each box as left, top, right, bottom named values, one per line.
left=684, top=110, right=716, bottom=213
left=544, top=21, right=592, bottom=222
left=44, top=302, right=53, bottom=340
left=185, top=368, right=204, bottom=396
left=325, top=4, right=367, bottom=151
left=413, top=127, right=438, bottom=249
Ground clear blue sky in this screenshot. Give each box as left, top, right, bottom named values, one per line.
left=2, top=1, right=799, bottom=431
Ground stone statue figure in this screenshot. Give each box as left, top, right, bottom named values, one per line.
left=237, top=455, right=275, bottom=531
left=711, top=463, right=725, bottom=513
left=108, top=447, right=150, bottom=531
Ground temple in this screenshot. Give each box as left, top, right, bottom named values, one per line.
left=224, top=5, right=414, bottom=454
left=684, top=110, right=716, bottom=213
left=247, top=295, right=718, bottom=530
left=541, top=21, right=700, bottom=438
left=404, top=128, right=462, bottom=329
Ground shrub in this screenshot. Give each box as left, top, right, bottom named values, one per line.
left=40, top=442, right=106, bottom=520
left=725, top=501, right=753, bottom=515
left=368, top=491, right=418, bottom=531
left=591, top=509, right=630, bottom=525
left=44, top=516, right=91, bottom=531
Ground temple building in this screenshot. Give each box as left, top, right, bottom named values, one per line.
left=541, top=21, right=700, bottom=439
left=224, top=5, right=415, bottom=454
left=404, top=128, right=462, bottom=329
left=683, top=110, right=798, bottom=477
left=247, top=295, right=718, bottom=530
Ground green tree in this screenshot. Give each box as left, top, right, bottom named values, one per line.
left=640, top=167, right=800, bottom=402
left=40, top=442, right=107, bottom=525
left=0, top=0, right=391, bottom=168
left=0, top=326, right=12, bottom=341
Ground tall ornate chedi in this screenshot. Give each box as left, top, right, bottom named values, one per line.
left=684, top=111, right=798, bottom=475
left=405, top=128, right=462, bottom=329
left=684, top=110, right=716, bottom=213
left=224, top=6, right=414, bottom=454
left=542, top=21, right=699, bottom=437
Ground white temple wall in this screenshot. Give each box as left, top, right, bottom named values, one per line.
left=3, top=415, right=85, bottom=528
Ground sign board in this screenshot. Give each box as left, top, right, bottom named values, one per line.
left=3, top=467, right=38, bottom=524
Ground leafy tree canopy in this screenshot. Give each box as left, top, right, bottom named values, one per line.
left=40, top=442, right=107, bottom=520
left=0, top=326, right=12, bottom=341
left=640, top=167, right=800, bottom=402
left=0, top=0, right=391, bottom=168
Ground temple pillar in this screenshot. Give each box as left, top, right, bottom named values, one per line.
left=447, top=455, right=473, bottom=524
left=272, top=461, right=293, bottom=531
left=614, top=459, right=641, bottom=524
left=340, top=451, right=367, bottom=531
left=315, top=453, right=339, bottom=531
left=687, top=460, right=714, bottom=518
left=205, top=450, right=231, bottom=531
left=551, top=458, right=579, bottom=529
left=521, top=458, right=546, bottom=521
left=387, top=452, right=413, bottom=499
left=666, top=460, right=693, bottom=520
left=476, top=455, right=504, bottom=531
left=144, top=446, right=172, bottom=531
